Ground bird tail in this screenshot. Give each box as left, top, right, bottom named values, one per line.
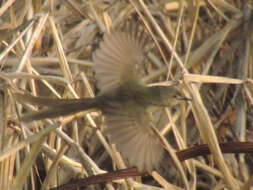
left=13, top=93, right=98, bottom=122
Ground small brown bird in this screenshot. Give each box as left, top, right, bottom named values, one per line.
left=14, top=24, right=188, bottom=172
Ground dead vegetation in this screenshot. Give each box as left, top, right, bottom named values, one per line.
left=1, top=0, right=253, bottom=190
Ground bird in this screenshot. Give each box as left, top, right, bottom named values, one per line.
left=14, top=23, right=188, bottom=172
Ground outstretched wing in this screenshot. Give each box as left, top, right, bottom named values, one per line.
left=93, top=24, right=148, bottom=93
left=104, top=102, right=164, bottom=172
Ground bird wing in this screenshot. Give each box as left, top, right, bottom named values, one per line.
left=104, top=102, right=164, bottom=172
left=93, top=24, right=148, bottom=93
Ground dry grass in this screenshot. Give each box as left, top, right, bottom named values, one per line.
left=1, top=0, right=253, bottom=190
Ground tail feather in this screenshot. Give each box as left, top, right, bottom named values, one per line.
left=13, top=92, right=90, bottom=107
left=14, top=93, right=98, bottom=122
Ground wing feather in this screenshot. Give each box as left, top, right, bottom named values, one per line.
left=104, top=104, right=164, bottom=172
left=93, top=26, right=147, bottom=93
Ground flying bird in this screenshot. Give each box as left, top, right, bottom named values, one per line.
left=14, top=24, right=188, bottom=172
